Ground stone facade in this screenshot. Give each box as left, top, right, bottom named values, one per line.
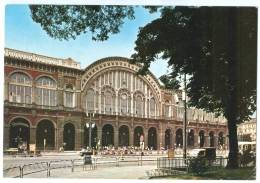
left=4, top=48, right=228, bottom=151
left=237, top=118, right=256, bottom=142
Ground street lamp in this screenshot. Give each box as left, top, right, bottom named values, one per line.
left=183, top=74, right=187, bottom=159
left=86, top=112, right=95, bottom=150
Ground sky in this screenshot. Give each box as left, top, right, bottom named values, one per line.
left=5, top=4, right=169, bottom=78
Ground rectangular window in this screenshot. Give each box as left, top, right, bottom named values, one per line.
left=65, top=91, right=74, bottom=108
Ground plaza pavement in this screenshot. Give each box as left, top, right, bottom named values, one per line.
left=25, top=164, right=156, bottom=179
left=3, top=150, right=228, bottom=178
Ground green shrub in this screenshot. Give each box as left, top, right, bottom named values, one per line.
left=188, top=157, right=209, bottom=175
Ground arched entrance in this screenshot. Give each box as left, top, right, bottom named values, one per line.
left=134, top=126, right=144, bottom=147
left=199, top=130, right=205, bottom=148
left=148, top=127, right=157, bottom=150
left=9, top=118, right=30, bottom=150
left=165, top=129, right=171, bottom=149
left=119, top=125, right=129, bottom=146
left=36, top=120, right=55, bottom=150
left=187, top=129, right=194, bottom=147
left=176, top=129, right=183, bottom=148
left=63, top=123, right=75, bottom=150
left=84, top=125, right=98, bottom=149
left=102, top=124, right=114, bottom=146
left=209, top=131, right=214, bottom=147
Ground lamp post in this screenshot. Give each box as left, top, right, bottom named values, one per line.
left=183, top=74, right=187, bottom=159
left=86, top=112, right=95, bottom=150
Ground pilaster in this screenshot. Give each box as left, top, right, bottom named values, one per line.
left=29, top=127, right=36, bottom=145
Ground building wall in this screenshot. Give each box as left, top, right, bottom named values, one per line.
left=4, top=48, right=228, bottom=151
left=237, top=119, right=256, bottom=142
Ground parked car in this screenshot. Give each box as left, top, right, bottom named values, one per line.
left=188, top=147, right=216, bottom=160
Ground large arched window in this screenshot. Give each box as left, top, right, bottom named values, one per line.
left=118, top=88, right=130, bottom=115
left=150, top=97, right=156, bottom=117
left=105, top=91, right=113, bottom=113
left=135, top=94, right=144, bottom=117
left=86, top=89, right=95, bottom=112
left=64, top=84, right=75, bottom=108
left=36, top=76, right=57, bottom=106
left=101, top=88, right=115, bottom=114
left=164, top=100, right=171, bottom=117
left=9, top=72, right=32, bottom=104
left=120, top=93, right=127, bottom=114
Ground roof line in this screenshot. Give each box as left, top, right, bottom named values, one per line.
left=84, top=56, right=163, bottom=88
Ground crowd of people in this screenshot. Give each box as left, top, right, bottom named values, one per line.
left=80, top=145, right=161, bottom=156
left=80, top=144, right=229, bottom=157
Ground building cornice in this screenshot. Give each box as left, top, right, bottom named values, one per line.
left=5, top=48, right=81, bottom=69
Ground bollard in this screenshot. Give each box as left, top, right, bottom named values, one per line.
left=71, top=160, right=74, bottom=172
left=115, top=157, right=117, bottom=167
left=47, top=162, right=50, bottom=177
left=93, top=158, right=96, bottom=169
left=95, top=158, right=98, bottom=169
left=140, top=154, right=142, bottom=166
left=20, top=166, right=23, bottom=178
left=116, top=157, right=119, bottom=167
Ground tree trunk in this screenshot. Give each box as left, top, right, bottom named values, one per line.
left=226, top=8, right=239, bottom=169
left=226, top=116, right=239, bottom=168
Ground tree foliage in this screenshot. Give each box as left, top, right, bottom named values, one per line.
left=29, top=5, right=135, bottom=41
left=132, top=6, right=257, bottom=122
left=131, top=7, right=257, bottom=168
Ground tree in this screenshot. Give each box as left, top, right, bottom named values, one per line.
left=29, top=5, right=135, bottom=41
left=131, top=7, right=257, bottom=169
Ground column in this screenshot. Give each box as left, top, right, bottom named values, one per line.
left=194, top=132, right=198, bottom=148
left=204, top=135, right=209, bottom=147
left=114, top=126, right=119, bottom=147
left=75, top=127, right=82, bottom=150
left=4, top=125, right=10, bottom=149
left=99, top=76, right=102, bottom=113
left=172, top=128, right=176, bottom=149
left=157, top=131, right=165, bottom=150
left=129, top=129, right=134, bottom=146
left=159, top=126, right=164, bottom=150
left=144, top=84, right=147, bottom=117
left=57, top=127, right=63, bottom=151
left=214, top=135, right=218, bottom=148
left=4, top=79, right=9, bottom=101
left=29, top=127, right=36, bottom=145
left=97, top=128, right=102, bottom=146
left=31, top=81, right=36, bottom=104
left=115, top=94, right=118, bottom=114
left=161, top=131, right=165, bottom=150
left=170, top=131, right=174, bottom=149
left=131, top=93, right=134, bottom=115
left=144, top=97, right=147, bottom=118
left=75, top=78, right=80, bottom=110
left=144, top=128, right=148, bottom=148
